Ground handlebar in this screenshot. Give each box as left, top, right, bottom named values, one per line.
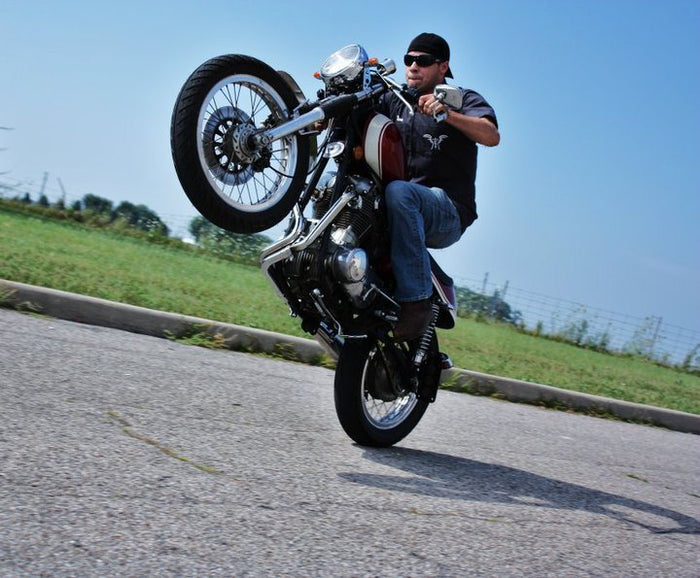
left=252, top=81, right=391, bottom=148
left=251, top=66, right=425, bottom=149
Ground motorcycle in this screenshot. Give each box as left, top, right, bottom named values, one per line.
left=170, top=45, right=463, bottom=447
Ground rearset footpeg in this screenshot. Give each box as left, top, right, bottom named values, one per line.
left=439, top=352, right=454, bottom=370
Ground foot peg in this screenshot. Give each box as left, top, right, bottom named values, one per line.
left=439, top=352, right=453, bottom=370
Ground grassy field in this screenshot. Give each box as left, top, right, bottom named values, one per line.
left=2, top=205, right=698, bottom=415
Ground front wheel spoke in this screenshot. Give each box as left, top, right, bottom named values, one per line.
left=270, top=146, right=289, bottom=169
left=244, top=179, right=256, bottom=205
left=234, top=182, right=248, bottom=204
left=261, top=169, right=282, bottom=196
left=223, top=83, right=240, bottom=110
left=251, top=171, right=274, bottom=202
left=239, top=175, right=258, bottom=205
left=248, top=89, right=267, bottom=120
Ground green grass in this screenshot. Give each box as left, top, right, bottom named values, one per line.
left=1, top=206, right=300, bottom=335
left=439, top=324, right=697, bottom=414
left=2, top=205, right=699, bottom=415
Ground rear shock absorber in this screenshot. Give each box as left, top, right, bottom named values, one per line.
left=412, top=302, right=440, bottom=367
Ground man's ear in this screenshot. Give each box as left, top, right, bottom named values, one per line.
left=439, top=61, right=450, bottom=78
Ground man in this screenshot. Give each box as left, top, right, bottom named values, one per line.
left=377, top=32, right=500, bottom=340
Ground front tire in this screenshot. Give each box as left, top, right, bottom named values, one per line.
left=334, top=338, right=438, bottom=447
left=170, top=55, right=310, bottom=233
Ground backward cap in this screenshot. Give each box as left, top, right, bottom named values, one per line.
left=407, top=32, right=453, bottom=78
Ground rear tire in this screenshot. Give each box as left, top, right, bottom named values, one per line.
left=334, top=338, right=438, bottom=447
left=170, top=54, right=310, bottom=233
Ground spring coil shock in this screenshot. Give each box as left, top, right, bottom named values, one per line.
left=412, top=302, right=440, bottom=368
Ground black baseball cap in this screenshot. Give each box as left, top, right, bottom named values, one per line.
left=407, top=32, right=453, bottom=78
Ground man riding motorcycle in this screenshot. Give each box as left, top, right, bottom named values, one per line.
left=170, top=34, right=500, bottom=446
left=376, top=32, right=500, bottom=341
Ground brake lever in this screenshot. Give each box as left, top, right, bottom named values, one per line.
left=381, top=76, right=416, bottom=116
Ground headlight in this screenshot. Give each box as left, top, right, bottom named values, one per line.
left=320, top=44, right=368, bottom=88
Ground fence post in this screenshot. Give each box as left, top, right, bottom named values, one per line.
left=651, top=316, right=663, bottom=360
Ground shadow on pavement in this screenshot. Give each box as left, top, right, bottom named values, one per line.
left=338, top=447, right=699, bottom=535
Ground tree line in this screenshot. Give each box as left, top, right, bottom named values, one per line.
left=11, top=191, right=171, bottom=236
left=2, top=191, right=272, bottom=267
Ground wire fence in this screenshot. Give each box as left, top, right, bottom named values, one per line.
left=453, top=274, right=699, bottom=369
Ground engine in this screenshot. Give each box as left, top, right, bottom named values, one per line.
left=278, top=174, right=384, bottom=326
left=321, top=175, right=383, bottom=305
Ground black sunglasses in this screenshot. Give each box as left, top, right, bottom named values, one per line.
left=403, top=54, right=442, bottom=67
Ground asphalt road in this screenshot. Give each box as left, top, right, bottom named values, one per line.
left=1, top=308, right=699, bottom=576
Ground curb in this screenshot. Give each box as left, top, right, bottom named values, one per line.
left=2, top=279, right=698, bottom=435
left=0, top=280, right=323, bottom=364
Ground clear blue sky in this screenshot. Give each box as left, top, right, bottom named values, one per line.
left=1, top=0, right=698, bottom=332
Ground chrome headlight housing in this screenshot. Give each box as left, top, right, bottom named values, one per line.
left=319, top=44, right=368, bottom=89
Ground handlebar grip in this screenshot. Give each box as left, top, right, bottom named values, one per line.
left=433, top=92, right=448, bottom=122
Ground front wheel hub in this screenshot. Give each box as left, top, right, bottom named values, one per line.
left=202, top=106, right=255, bottom=186
left=231, top=123, right=259, bottom=164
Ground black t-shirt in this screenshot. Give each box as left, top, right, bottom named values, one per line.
left=377, top=88, right=497, bottom=231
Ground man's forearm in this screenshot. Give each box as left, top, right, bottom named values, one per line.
left=446, top=111, right=500, bottom=147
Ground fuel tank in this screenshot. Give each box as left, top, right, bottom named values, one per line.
left=363, top=113, right=407, bottom=184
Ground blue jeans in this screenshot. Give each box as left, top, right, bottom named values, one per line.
left=384, top=180, right=462, bottom=302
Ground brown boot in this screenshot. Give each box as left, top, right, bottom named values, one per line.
left=393, top=299, right=433, bottom=341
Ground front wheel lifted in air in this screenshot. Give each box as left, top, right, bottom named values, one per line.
left=170, top=54, right=311, bottom=233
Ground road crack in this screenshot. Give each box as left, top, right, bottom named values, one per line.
left=106, top=410, right=221, bottom=475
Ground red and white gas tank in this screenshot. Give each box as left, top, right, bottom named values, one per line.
left=362, top=113, right=407, bottom=184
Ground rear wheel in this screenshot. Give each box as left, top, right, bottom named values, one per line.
left=334, top=338, right=439, bottom=447
left=170, top=54, right=310, bottom=233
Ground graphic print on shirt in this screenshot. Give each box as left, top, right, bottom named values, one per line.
left=423, top=134, right=448, bottom=151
